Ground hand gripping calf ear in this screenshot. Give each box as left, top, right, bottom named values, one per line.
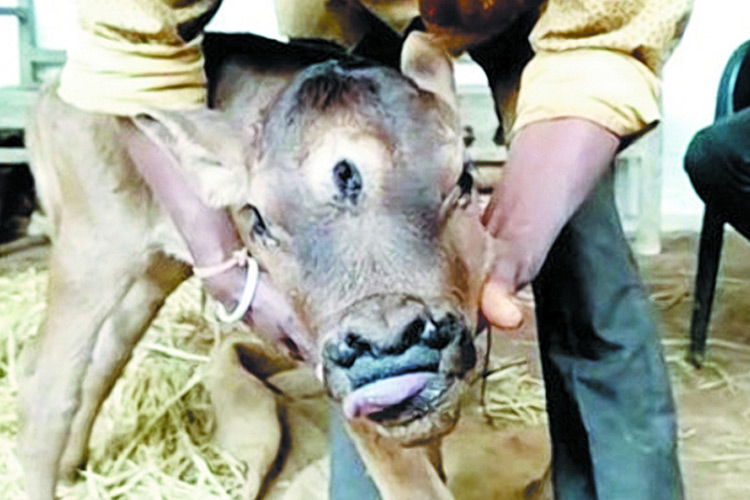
left=131, top=109, right=262, bottom=323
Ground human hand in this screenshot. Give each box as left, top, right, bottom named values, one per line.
left=480, top=271, right=524, bottom=330
left=478, top=235, right=526, bottom=330
left=203, top=262, right=316, bottom=363
left=478, top=119, right=620, bottom=330
left=244, top=271, right=317, bottom=364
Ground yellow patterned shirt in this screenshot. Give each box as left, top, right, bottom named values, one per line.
left=58, top=0, right=221, bottom=114
left=515, top=0, right=692, bottom=137
left=59, top=0, right=693, bottom=138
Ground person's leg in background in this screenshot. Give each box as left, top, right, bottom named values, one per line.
left=684, top=107, right=750, bottom=239
left=532, top=170, right=683, bottom=500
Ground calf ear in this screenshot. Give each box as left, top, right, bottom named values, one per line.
left=132, top=109, right=255, bottom=208
left=400, top=30, right=457, bottom=112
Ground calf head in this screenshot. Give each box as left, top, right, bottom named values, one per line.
left=138, top=33, right=491, bottom=445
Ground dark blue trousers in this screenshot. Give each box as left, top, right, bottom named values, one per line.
left=685, top=107, right=750, bottom=239
left=533, top=171, right=683, bottom=499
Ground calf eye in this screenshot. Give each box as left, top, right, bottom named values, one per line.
left=239, top=204, right=279, bottom=247
left=333, top=159, right=362, bottom=204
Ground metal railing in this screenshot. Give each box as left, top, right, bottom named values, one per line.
left=0, top=0, right=65, bottom=86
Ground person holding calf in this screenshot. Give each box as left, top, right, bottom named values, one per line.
left=25, top=1, right=692, bottom=499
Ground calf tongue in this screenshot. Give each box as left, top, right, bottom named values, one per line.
left=343, top=372, right=436, bottom=419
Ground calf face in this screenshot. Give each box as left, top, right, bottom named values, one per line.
left=236, top=40, right=488, bottom=444
left=20, top=32, right=492, bottom=500
left=138, top=33, right=490, bottom=446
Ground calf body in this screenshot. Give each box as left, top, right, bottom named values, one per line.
left=19, top=33, right=491, bottom=499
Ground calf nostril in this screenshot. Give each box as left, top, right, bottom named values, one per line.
left=420, top=319, right=452, bottom=350
left=402, top=318, right=425, bottom=348
left=395, top=317, right=452, bottom=353
left=324, top=333, right=370, bottom=368
left=345, top=332, right=372, bottom=355
left=324, top=340, right=357, bottom=368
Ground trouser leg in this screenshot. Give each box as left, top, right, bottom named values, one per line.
left=532, top=171, right=683, bottom=500
left=329, top=407, right=381, bottom=499
left=684, top=107, right=750, bottom=239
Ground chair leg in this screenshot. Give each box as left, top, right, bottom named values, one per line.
left=689, top=207, right=725, bottom=368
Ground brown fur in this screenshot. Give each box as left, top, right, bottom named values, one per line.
left=18, top=32, right=493, bottom=500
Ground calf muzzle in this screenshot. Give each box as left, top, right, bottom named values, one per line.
left=323, top=309, right=476, bottom=423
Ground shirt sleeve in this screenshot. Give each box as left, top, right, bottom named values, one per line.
left=58, top=0, right=221, bottom=115
left=512, top=0, right=693, bottom=138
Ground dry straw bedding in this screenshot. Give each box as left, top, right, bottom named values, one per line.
left=0, top=267, right=247, bottom=499
left=0, top=263, right=550, bottom=499
left=1, top=257, right=748, bottom=498
left=2, top=257, right=748, bottom=499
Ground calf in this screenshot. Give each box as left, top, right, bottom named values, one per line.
left=18, top=32, right=494, bottom=500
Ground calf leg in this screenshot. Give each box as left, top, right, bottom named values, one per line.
left=58, top=254, right=189, bottom=478
left=17, top=238, right=140, bottom=500
left=205, top=338, right=283, bottom=499
left=346, top=419, right=454, bottom=500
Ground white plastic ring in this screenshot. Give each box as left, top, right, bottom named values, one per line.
left=215, top=256, right=260, bottom=323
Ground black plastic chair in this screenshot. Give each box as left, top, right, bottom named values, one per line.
left=688, top=39, right=750, bottom=367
